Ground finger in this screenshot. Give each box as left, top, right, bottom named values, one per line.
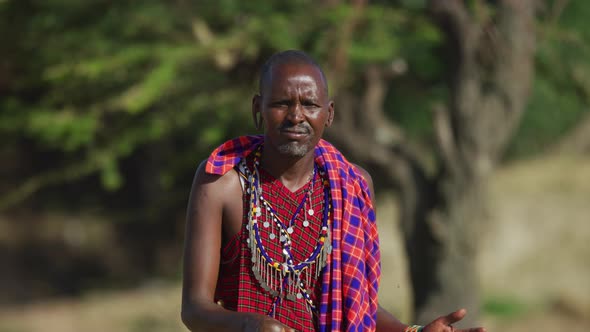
left=438, top=308, right=467, bottom=326
left=458, top=328, right=486, bottom=332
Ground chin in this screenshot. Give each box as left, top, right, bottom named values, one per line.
left=277, top=142, right=312, bottom=157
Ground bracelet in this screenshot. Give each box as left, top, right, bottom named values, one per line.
left=404, top=325, right=424, bottom=332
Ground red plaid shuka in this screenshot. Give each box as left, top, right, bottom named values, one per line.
left=214, top=153, right=325, bottom=331
left=206, top=135, right=381, bottom=332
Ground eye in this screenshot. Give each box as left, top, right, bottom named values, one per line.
left=303, top=101, right=320, bottom=110
left=270, top=100, right=290, bottom=108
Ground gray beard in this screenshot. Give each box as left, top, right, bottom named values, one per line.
left=277, top=141, right=312, bottom=157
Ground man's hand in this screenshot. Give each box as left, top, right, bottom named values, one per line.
left=245, top=314, right=297, bottom=332
left=422, top=309, right=486, bottom=332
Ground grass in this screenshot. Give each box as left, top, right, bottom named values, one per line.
left=483, top=295, right=531, bottom=319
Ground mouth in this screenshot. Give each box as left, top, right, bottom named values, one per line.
left=279, top=126, right=310, bottom=140
left=280, top=129, right=309, bottom=140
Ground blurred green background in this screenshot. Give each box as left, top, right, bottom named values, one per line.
left=1, top=0, right=589, bottom=331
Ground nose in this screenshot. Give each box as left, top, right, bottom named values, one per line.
left=286, top=102, right=305, bottom=123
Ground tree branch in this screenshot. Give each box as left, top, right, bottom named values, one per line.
left=433, top=103, right=462, bottom=178
left=361, top=65, right=404, bottom=146
left=325, top=0, right=366, bottom=92
left=428, top=0, right=473, bottom=56
left=327, top=115, right=435, bottom=241
left=481, top=0, right=536, bottom=160
left=190, top=18, right=237, bottom=70
left=0, top=156, right=103, bottom=211
left=549, top=0, right=569, bottom=25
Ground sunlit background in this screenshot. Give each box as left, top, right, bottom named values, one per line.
left=1, top=1, right=589, bottom=331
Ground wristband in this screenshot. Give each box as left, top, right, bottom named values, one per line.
left=404, top=325, right=424, bottom=332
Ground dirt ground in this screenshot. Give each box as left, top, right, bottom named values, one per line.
left=479, top=154, right=590, bottom=331
left=0, top=155, right=589, bottom=331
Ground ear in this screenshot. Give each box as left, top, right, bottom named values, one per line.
left=325, top=100, right=335, bottom=127
left=252, top=94, right=263, bottom=130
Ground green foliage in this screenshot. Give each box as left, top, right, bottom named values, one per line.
left=508, top=77, right=587, bottom=158
left=0, top=0, right=424, bottom=209
left=25, top=108, right=98, bottom=151
left=483, top=295, right=530, bottom=318
left=507, top=1, right=590, bottom=158
left=0, top=0, right=588, bottom=211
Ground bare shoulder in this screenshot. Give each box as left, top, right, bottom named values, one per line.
left=185, top=159, right=243, bottom=245
left=191, top=160, right=241, bottom=194
left=351, top=163, right=373, bottom=186
left=351, top=162, right=375, bottom=199
left=188, top=160, right=242, bottom=218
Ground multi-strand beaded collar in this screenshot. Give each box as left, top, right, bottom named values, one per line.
left=240, top=146, right=332, bottom=315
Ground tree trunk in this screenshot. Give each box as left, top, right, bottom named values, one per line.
left=410, top=178, right=487, bottom=326
left=412, top=1, right=536, bottom=324
left=326, top=0, right=536, bottom=326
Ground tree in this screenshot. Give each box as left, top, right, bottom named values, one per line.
left=324, top=0, right=536, bottom=325
left=2, top=0, right=589, bottom=322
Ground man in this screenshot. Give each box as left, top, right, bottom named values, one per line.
left=181, top=50, right=485, bottom=332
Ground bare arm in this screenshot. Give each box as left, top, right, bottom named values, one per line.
left=181, top=161, right=242, bottom=331
left=181, top=162, right=294, bottom=332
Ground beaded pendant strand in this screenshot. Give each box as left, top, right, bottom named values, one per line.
left=241, top=147, right=332, bottom=315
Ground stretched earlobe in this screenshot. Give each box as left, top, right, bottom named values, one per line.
left=254, top=112, right=263, bottom=130
left=252, top=95, right=263, bottom=130
left=325, top=101, right=335, bottom=127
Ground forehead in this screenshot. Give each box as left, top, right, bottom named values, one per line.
left=263, top=62, right=327, bottom=95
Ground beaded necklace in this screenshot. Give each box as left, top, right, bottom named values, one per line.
left=242, top=147, right=332, bottom=315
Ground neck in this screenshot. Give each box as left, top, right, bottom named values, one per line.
left=259, top=143, right=316, bottom=193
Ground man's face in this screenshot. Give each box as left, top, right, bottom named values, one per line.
left=253, top=62, right=334, bottom=157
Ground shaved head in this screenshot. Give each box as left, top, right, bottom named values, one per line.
left=258, top=50, right=328, bottom=95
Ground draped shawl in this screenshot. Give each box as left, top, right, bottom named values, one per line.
left=205, top=135, right=381, bottom=331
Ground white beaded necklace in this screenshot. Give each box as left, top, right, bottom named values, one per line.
left=240, top=147, right=332, bottom=315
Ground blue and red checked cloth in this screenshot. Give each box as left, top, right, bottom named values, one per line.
left=206, top=135, right=381, bottom=331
